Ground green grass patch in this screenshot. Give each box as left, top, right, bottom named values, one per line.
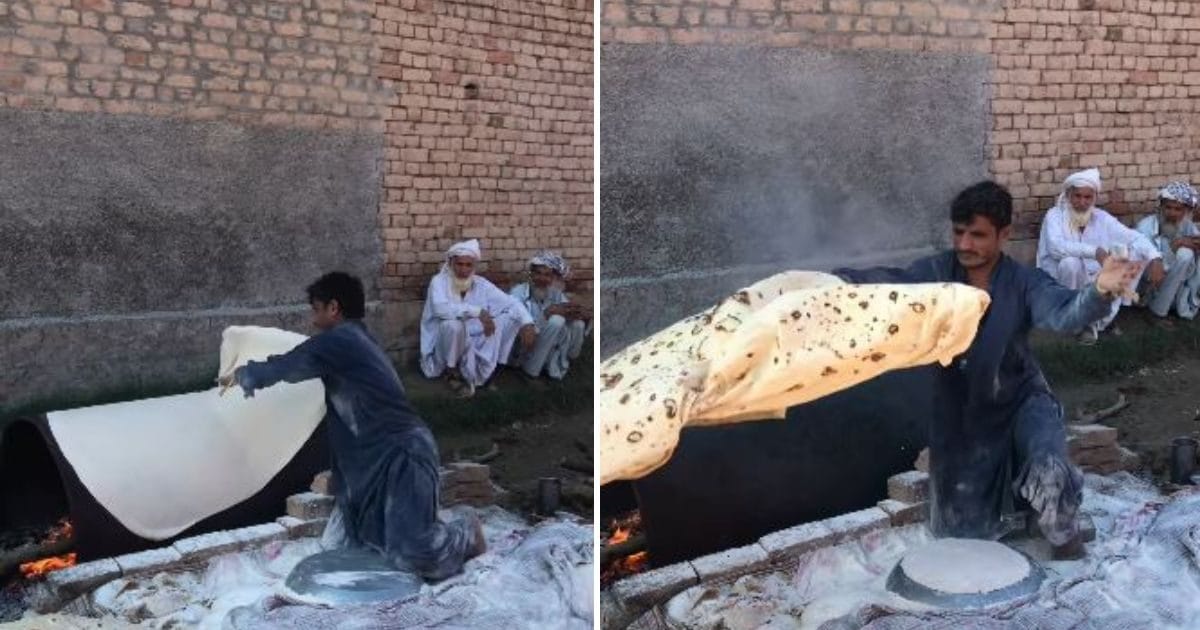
left=1033, top=312, right=1200, bottom=385
left=405, top=344, right=594, bottom=435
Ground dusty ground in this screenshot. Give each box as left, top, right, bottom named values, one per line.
left=1040, top=308, right=1200, bottom=484
left=438, top=404, right=593, bottom=520
left=1053, top=357, right=1200, bottom=482
left=400, top=355, right=594, bottom=523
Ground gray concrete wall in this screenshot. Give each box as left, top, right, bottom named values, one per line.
left=0, top=109, right=385, bottom=416
left=600, top=45, right=991, bottom=356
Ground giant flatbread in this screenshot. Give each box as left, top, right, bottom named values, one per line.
left=599, top=272, right=991, bottom=485
left=48, top=326, right=325, bottom=540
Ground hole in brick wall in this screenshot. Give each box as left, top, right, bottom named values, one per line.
left=464, top=83, right=479, bottom=99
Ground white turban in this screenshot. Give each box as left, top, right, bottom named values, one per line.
left=1056, top=168, right=1102, bottom=231
left=445, top=239, right=481, bottom=261
left=1062, top=167, right=1102, bottom=194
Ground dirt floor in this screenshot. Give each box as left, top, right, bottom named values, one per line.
left=1053, top=356, right=1200, bottom=482
left=438, top=404, right=594, bottom=521
left=400, top=357, right=595, bottom=523
left=1040, top=308, right=1200, bottom=484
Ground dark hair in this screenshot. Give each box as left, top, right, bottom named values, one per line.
left=949, top=181, right=1013, bottom=230
left=307, top=272, right=366, bottom=319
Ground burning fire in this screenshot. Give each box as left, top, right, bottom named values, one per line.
left=19, top=519, right=77, bottom=580
left=601, top=511, right=648, bottom=587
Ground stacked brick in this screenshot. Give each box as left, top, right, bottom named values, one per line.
left=601, top=0, right=998, bottom=52
left=1067, top=422, right=1140, bottom=475
left=372, top=0, right=594, bottom=329
left=0, top=0, right=385, bottom=130
left=439, top=461, right=498, bottom=507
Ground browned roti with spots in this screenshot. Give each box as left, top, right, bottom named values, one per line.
left=599, top=272, right=990, bottom=485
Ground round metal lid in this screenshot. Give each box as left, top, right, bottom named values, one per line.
left=885, top=539, right=1045, bottom=609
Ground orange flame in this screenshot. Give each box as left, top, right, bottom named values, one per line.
left=601, top=511, right=649, bottom=587
left=19, top=553, right=77, bottom=580
left=18, top=519, right=77, bottom=580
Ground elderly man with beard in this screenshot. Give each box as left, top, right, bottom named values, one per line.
left=1036, top=167, right=1164, bottom=344
left=419, top=239, right=537, bottom=397
left=508, top=251, right=591, bottom=380
left=1136, top=181, right=1200, bottom=321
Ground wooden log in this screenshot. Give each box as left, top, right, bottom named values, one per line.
left=1075, top=393, right=1128, bottom=424
left=600, top=533, right=647, bottom=566
left=0, top=535, right=75, bottom=580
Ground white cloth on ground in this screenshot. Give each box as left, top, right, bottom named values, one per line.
left=1036, top=205, right=1159, bottom=331
left=419, top=272, right=533, bottom=387
left=1136, top=214, right=1200, bottom=318
left=508, top=282, right=589, bottom=380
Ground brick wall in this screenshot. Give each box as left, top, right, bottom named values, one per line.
left=990, top=0, right=1200, bottom=260
left=0, top=0, right=593, bottom=359
left=373, top=0, right=594, bottom=313
left=603, top=0, right=1200, bottom=263
left=601, top=0, right=997, bottom=52
left=0, top=0, right=385, bottom=129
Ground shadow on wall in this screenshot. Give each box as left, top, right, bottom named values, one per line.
left=599, top=45, right=991, bottom=355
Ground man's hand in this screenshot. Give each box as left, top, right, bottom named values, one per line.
left=217, top=372, right=235, bottom=396
left=1095, top=247, right=1109, bottom=265
left=217, top=367, right=251, bottom=398
left=479, top=310, right=496, bottom=337
left=1172, top=237, right=1196, bottom=252
left=1095, top=255, right=1143, bottom=299
left=545, top=304, right=569, bottom=318
left=1147, top=258, right=1166, bottom=288
left=519, top=324, right=537, bottom=349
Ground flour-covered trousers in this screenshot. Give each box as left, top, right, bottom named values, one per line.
left=1049, top=256, right=1145, bottom=331
left=1142, top=247, right=1200, bottom=319
left=419, top=314, right=525, bottom=386
left=515, top=315, right=589, bottom=380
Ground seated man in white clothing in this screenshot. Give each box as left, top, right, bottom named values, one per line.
left=419, top=239, right=537, bottom=397
left=1036, top=167, right=1164, bottom=343
left=508, top=251, right=591, bottom=380
left=1136, top=181, right=1200, bottom=322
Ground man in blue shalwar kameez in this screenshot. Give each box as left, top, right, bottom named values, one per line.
left=834, top=182, right=1143, bottom=552
left=220, top=272, right=486, bottom=580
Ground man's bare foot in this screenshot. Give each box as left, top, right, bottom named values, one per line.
left=1052, top=532, right=1086, bottom=560
left=466, top=513, right=487, bottom=559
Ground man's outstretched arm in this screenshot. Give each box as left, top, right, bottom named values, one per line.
left=223, top=336, right=330, bottom=397
left=832, top=255, right=942, bottom=284
left=1025, top=267, right=1116, bottom=334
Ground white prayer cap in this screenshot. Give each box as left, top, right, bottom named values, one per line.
left=1062, top=168, right=1101, bottom=193
left=446, top=239, right=481, bottom=261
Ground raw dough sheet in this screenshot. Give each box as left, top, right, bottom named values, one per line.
left=48, top=326, right=326, bottom=540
